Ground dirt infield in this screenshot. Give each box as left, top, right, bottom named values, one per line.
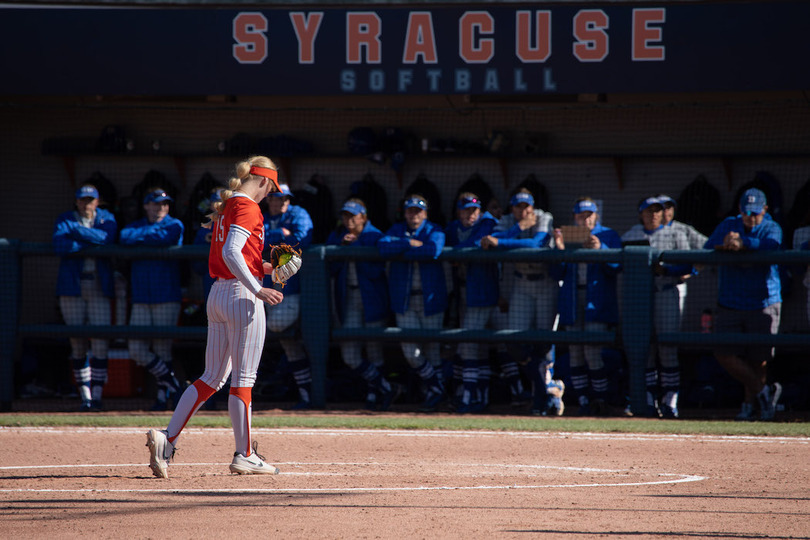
left=1, top=426, right=808, bottom=539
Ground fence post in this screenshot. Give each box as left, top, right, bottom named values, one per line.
left=621, top=245, right=655, bottom=416
left=300, top=245, right=330, bottom=408
left=0, top=239, right=20, bottom=411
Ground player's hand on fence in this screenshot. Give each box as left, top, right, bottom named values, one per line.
left=409, top=239, right=423, bottom=248
left=480, top=235, right=498, bottom=249
left=553, top=228, right=565, bottom=250
left=723, top=231, right=743, bottom=251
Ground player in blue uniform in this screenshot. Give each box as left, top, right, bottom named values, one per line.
left=53, top=184, right=118, bottom=411
left=380, top=195, right=447, bottom=412
left=444, top=192, right=499, bottom=413
left=703, top=188, right=783, bottom=421
left=119, top=188, right=184, bottom=410
left=481, top=188, right=561, bottom=415
left=327, top=198, right=398, bottom=410
left=262, top=183, right=314, bottom=408
left=553, top=198, right=622, bottom=416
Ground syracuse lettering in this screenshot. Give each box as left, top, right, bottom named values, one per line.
left=232, top=8, right=665, bottom=93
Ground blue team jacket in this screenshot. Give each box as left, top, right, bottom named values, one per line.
left=326, top=222, right=389, bottom=324
left=263, top=204, right=313, bottom=295
left=119, top=215, right=184, bottom=303
left=704, top=214, right=782, bottom=309
left=53, top=208, right=118, bottom=298
left=379, top=220, right=447, bottom=317
left=444, top=212, right=499, bottom=308
left=556, top=223, right=622, bottom=326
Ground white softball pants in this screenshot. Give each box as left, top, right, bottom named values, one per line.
left=651, top=286, right=681, bottom=369
left=128, top=301, right=181, bottom=367
left=58, top=278, right=111, bottom=360
left=266, top=293, right=307, bottom=362
left=458, top=303, right=494, bottom=361
left=202, top=278, right=266, bottom=389
left=395, top=293, right=443, bottom=368
left=333, top=287, right=385, bottom=370
left=508, top=276, right=559, bottom=332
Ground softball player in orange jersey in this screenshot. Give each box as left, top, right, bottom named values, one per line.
left=147, top=156, right=284, bottom=478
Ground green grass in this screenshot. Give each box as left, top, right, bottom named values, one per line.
left=1, top=413, right=808, bottom=437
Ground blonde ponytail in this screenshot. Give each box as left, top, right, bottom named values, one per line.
left=202, top=155, right=276, bottom=229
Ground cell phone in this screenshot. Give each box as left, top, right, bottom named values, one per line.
left=560, top=225, right=591, bottom=244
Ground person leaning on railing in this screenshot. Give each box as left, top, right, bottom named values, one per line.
left=119, top=188, right=184, bottom=411
left=622, top=196, right=695, bottom=419
left=52, top=184, right=117, bottom=412
left=703, top=188, right=783, bottom=421
left=379, top=195, right=448, bottom=412
left=327, top=198, right=398, bottom=411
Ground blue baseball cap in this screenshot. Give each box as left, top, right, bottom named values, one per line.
left=209, top=189, right=223, bottom=203
left=341, top=201, right=366, bottom=215
left=272, top=183, right=294, bottom=198
left=573, top=200, right=599, bottom=214
left=403, top=197, right=428, bottom=210
left=638, top=196, right=664, bottom=212
left=75, top=185, right=99, bottom=199
left=143, top=189, right=173, bottom=204
left=456, top=195, right=482, bottom=210
left=740, top=188, right=766, bottom=215
left=510, top=192, right=534, bottom=207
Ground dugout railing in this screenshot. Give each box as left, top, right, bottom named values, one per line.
left=2, top=239, right=809, bottom=413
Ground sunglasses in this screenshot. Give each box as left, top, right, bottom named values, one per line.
left=405, top=199, right=428, bottom=209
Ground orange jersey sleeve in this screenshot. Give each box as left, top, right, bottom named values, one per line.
left=209, top=195, right=266, bottom=280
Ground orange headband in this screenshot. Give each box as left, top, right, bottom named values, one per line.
left=249, top=166, right=282, bottom=193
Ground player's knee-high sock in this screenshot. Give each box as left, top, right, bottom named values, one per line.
left=477, top=359, right=491, bottom=406
left=145, top=354, right=180, bottom=393
left=71, top=357, right=91, bottom=403
left=460, top=358, right=478, bottom=405
left=450, top=355, right=463, bottom=401
left=660, top=367, right=680, bottom=409
left=288, top=358, right=312, bottom=404
left=645, top=368, right=659, bottom=407
left=589, top=367, right=609, bottom=401
left=570, top=364, right=590, bottom=405
left=354, top=359, right=391, bottom=393
left=167, top=380, right=216, bottom=445
left=229, top=386, right=253, bottom=457
left=89, top=357, right=108, bottom=402
left=499, top=351, right=525, bottom=398
left=416, top=359, right=443, bottom=394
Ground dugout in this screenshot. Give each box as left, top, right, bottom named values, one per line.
left=1, top=0, right=810, bottom=412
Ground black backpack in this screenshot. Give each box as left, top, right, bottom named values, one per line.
left=676, top=174, right=723, bottom=237
left=785, top=177, right=810, bottom=246
left=293, top=174, right=335, bottom=244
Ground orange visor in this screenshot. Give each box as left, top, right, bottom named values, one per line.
left=249, top=166, right=282, bottom=194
